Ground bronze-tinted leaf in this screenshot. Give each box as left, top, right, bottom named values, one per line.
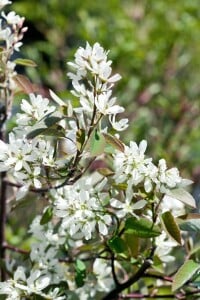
left=161, top=211, right=182, bottom=245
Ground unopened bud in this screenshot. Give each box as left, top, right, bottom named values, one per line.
left=22, top=27, right=28, bottom=33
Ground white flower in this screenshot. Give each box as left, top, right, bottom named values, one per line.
left=0, top=265, right=66, bottom=300
left=97, top=61, right=121, bottom=83
left=53, top=176, right=112, bottom=240
left=0, top=281, right=22, bottom=300
left=143, top=162, right=158, bottom=193
left=157, top=159, right=182, bottom=191
left=111, top=184, right=146, bottom=218
left=155, top=231, right=178, bottom=262
left=2, top=11, right=24, bottom=26
left=14, top=266, right=26, bottom=282
left=16, top=93, right=56, bottom=127
left=0, top=133, right=36, bottom=172
left=15, top=166, right=41, bottom=187
left=0, top=0, right=11, bottom=9
left=114, top=140, right=151, bottom=185
left=0, top=140, right=9, bottom=171
left=109, top=114, right=129, bottom=131
left=95, top=90, right=124, bottom=115
left=67, top=42, right=121, bottom=93
left=26, top=270, right=51, bottom=292
left=37, top=140, right=58, bottom=167
left=13, top=41, right=23, bottom=51
left=68, top=42, right=108, bottom=74
left=160, top=195, right=185, bottom=217
left=59, top=132, right=77, bottom=155
left=93, top=258, right=114, bottom=292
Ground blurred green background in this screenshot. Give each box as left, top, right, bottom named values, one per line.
left=11, top=0, right=200, bottom=187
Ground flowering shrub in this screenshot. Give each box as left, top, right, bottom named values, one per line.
left=0, top=1, right=200, bottom=300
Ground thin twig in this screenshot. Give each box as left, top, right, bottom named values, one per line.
left=102, top=259, right=152, bottom=300
left=3, top=243, right=110, bottom=263
left=111, top=252, right=121, bottom=286
left=102, top=247, right=155, bottom=300
left=143, top=273, right=173, bottom=282
left=3, top=243, right=29, bottom=255
left=119, top=289, right=200, bottom=299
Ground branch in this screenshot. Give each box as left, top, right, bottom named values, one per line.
left=120, top=293, right=175, bottom=299
left=0, top=127, right=7, bottom=281
left=143, top=273, right=173, bottom=282
left=4, top=157, right=96, bottom=194
left=4, top=169, right=76, bottom=193
left=0, top=171, right=7, bottom=281
left=3, top=243, right=29, bottom=255
left=119, top=289, right=200, bottom=299
left=102, top=259, right=152, bottom=300
left=111, top=252, right=121, bottom=287
left=4, top=243, right=110, bottom=263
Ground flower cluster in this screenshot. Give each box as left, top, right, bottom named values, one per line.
left=53, top=176, right=112, bottom=240
left=0, top=90, right=79, bottom=199
left=0, top=129, right=63, bottom=199
left=111, top=139, right=192, bottom=262
left=0, top=0, right=27, bottom=115
left=0, top=267, right=65, bottom=300
left=0, top=215, right=67, bottom=299
left=0, top=211, right=116, bottom=299
left=113, top=140, right=191, bottom=194
left=0, top=42, right=131, bottom=200
left=76, top=258, right=114, bottom=299
left=68, top=42, right=128, bottom=131
left=16, top=93, right=56, bottom=130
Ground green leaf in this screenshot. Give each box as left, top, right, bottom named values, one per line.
left=125, top=217, right=161, bottom=238
left=179, top=219, right=200, bottom=232
left=75, top=271, right=85, bottom=288
left=161, top=211, right=182, bottom=244
left=97, top=167, right=114, bottom=176
left=26, top=112, right=64, bottom=139
left=103, top=133, right=124, bottom=152
left=90, top=130, right=106, bottom=156
left=124, top=233, right=139, bottom=257
left=76, top=259, right=86, bottom=272
left=26, top=124, right=65, bottom=139
left=14, top=58, right=37, bottom=67
left=11, top=196, right=35, bottom=210
left=75, top=259, right=86, bottom=288
left=166, top=188, right=196, bottom=208
left=153, top=255, right=164, bottom=273
left=108, top=236, right=128, bottom=253
left=40, top=207, right=53, bottom=225
left=26, top=125, right=48, bottom=139
left=44, top=112, right=63, bottom=127
left=41, top=127, right=65, bottom=137
left=76, top=129, right=85, bottom=151
left=188, top=244, right=200, bottom=259
left=112, top=183, right=127, bottom=191
left=172, top=260, right=200, bottom=291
